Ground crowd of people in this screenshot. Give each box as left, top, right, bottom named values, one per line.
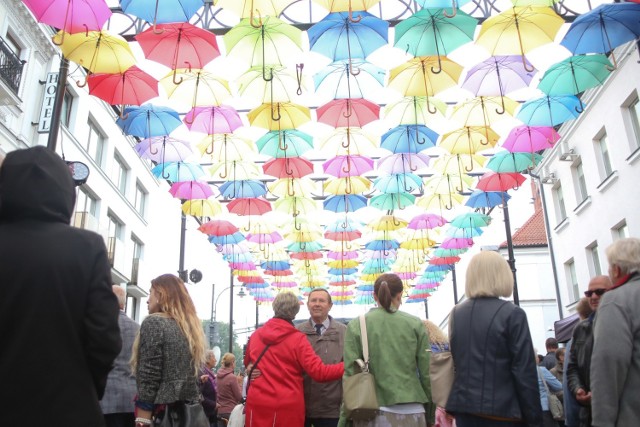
left=3, top=146, right=640, bottom=427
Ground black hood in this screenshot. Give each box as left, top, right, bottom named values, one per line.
left=0, top=146, right=76, bottom=223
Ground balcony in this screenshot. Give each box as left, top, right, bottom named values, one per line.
left=0, top=36, right=25, bottom=105
left=107, top=236, right=132, bottom=284
left=73, top=211, right=99, bottom=232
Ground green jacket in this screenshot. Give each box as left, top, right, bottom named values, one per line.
left=338, top=308, right=435, bottom=426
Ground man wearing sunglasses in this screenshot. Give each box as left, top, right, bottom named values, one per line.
left=566, top=275, right=612, bottom=427
left=591, top=238, right=640, bottom=427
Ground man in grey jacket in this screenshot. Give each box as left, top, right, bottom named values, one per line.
left=296, top=288, right=346, bottom=427
left=101, top=285, right=140, bottom=427
left=591, top=238, right=640, bottom=427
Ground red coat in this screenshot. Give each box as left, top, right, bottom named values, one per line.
left=243, top=318, right=344, bottom=427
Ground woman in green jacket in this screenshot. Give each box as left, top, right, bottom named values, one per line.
left=338, top=273, right=435, bottom=427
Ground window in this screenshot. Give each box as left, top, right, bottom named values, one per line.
left=61, top=90, right=74, bottom=128
left=596, top=133, right=613, bottom=178
left=130, top=235, right=143, bottom=283
left=74, top=188, right=98, bottom=230
left=84, top=119, right=105, bottom=166
left=554, top=184, right=567, bottom=223
left=587, top=242, right=602, bottom=276
left=628, top=97, right=640, bottom=150
left=107, top=213, right=123, bottom=241
left=110, top=153, right=128, bottom=194
left=613, top=222, right=629, bottom=240
left=0, top=32, right=25, bottom=94
left=134, top=182, right=147, bottom=217
left=567, top=260, right=579, bottom=302
left=574, top=162, right=588, bottom=203
left=4, top=33, right=20, bottom=57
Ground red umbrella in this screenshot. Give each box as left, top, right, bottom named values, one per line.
left=135, top=22, right=220, bottom=83
left=198, top=219, right=239, bottom=236
left=227, top=197, right=272, bottom=216
left=429, top=256, right=461, bottom=265
left=263, top=157, right=314, bottom=178
left=290, top=251, right=323, bottom=260
left=88, top=66, right=159, bottom=113
left=477, top=171, right=526, bottom=192
left=316, top=98, right=380, bottom=128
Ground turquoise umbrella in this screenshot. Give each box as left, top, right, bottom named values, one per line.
left=486, top=151, right=543, bottom=173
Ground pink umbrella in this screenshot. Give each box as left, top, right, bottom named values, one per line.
left=169, top=180, right=215, bottom=199
left=440, top=237, right=474, bottom=249
left=198, top=219, right=239, bottom=236
left=135, top=136, right=193, bottom=163
left=316, top=98, right=381, bottom=128
left=246, top=232, right=283, bottom=245
left=24, top=0, right=112, bottom=38
left=323, top=155, right=374, bottom=177
left=183, top=105, right=243, bottom=133
left=227, top=197, right=272, bottom=216
left=477, top=172, right=526, bottom=192
left=408, top=213, right=448, bottom=230
left=377, top=153, right=431, bottom=174
left=327, top=250, right=359, bottom=260
left=502, top=125, right=560, bottom=153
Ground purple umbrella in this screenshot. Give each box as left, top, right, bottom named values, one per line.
left=323, top=155, right=374, bottom=177
left=183, top=105, right=243, bottom=134
left=502, top=125, right=560, bottom=153
left=461, top=55, right=537, bottom=114
left=377, top=153, right=431, bottom=174
left=135, top=136, right=193, bottom=163
left=408, top=213, right=448, bottom=230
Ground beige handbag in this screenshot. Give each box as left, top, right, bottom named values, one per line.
left=343, top=315, right=379, bottom=420
left=429, top=350, right=455, bottom=407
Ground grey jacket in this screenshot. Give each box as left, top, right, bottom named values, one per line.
left=296, top=316, right=346, bottom=418
left=136, top=314, right=200, bottom=404
left=591, top=273, right=640, bottom=427
left=101, top=311, right=140, bottom=414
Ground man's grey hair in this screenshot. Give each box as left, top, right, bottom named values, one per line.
left=112, top=285, right=126, bottom=309
left=205, top=349, right=216, bottom=359
left=272, top=291, right=300, bottom=320
left=606, top=238, right=640, bottom=275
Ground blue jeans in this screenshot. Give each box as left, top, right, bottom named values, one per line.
left=455, top=413, right=524, bottom=427
left=304, top=418, right=339, bottom=427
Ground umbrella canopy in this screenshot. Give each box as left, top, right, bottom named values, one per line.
left=381, top=125, right=438, bottom=153
left=486, top=151, right=543, bottom=172
left=377, top=153, right=431, bottom=174
left=314, top=59, right=385, bottom=100
left=59, top=30, right=136, bottom=74
left=516, top=95, right=583, bottom=126
left=372, top=173, right=422, bottom=193
left=198, top=219, right=239, bottom=236
left=389, top=56, right=464, bottom=97
left=324, top=176, right=372, bottom=195
left=323, top=155, right=374, bottom=177
left=476, top=171, right=526, bottom=191
left=450, top=96, right=519, bottom=128
left=256, top=130, right=314, bottom=158
left=439, top=126, right=500, bottom=153
left=537, top=54, right=613, bottom=96
left=151, top=161, right=206, bottom=182
left=88, top=66, right=158, bottom=107
left=263, top=157, right=315, bottom=178
left=369, top=192, right=416, bottom=210
left=198, top=134, right=256, bottom=163
left=450, top=212, right=492, bottom=228
left=116, top=105, right=182, bottom=138
left=169, top=180, right=215, bottom=200
left=135, top=136, right=193, bottom=163
left=182, top=199, right=223, bottom=217
left=465, top=190, right=511, bottom=208
left=408, top=213, right=447, bottom=230
left=316, top=99, right=380, bottom=128
left=318, top=128, right=378, bottom=156
left=461, top=55, right=537, bottom=96
left=24, top=0, right=112, bottom=36
left=210, top=160, right=262, bottom=180
left=502, top=125, right=559, bottom=153
left=247, top=102, right=311, bottom=130
left=121, top=0, right=203, bottom=26
left=237, top=65, right=302, bottom=104
left=183, top=105, right=242, bottom=134
left=228, top=197, right=273, bottom=216
left=217, top=0, right=294, bottom=19
left=219, top=180, right=268, bottom=198
left=160, top=69, right=231, bottom=108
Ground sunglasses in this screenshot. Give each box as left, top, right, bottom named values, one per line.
left=584, top=289, right=607, bottom=297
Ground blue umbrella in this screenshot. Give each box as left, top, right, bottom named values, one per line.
left=465, top=189, right=510, bottom=208
left=323, top=194, right=368, bottom=213
left=560, top=3, right=640, bottom=68
left=208, top=232, right=245, bottom=246
left=120, top=0, right=203, bottom=25
left=308, top=12, right=388, bottom=70
left=516, top=95, right=583, bottom=127
left=328, top=268, right=358, bottom=276
left=326, top=218, right=363, bottom=233
left=116, top=104, right=182, bottom=138
left=255, top=130, right=314, bottom=159
left=446, top=226, right=484, bottom=238
left=151, top=161, right=205, bottom=182
left=261, top=260, right=290, bottom=271
left=373, top=173, right=423, bottom=193
left=364, top=239, right=400, bottom=251
left=314, top=59, right=386, bottom=99
left=219, top=179, right=267, bottom=199
left=381, top=125, right=439, bottom=153
left=287, top=241, right=323, bottom=252
left=433, top=248, right=467, bottom=257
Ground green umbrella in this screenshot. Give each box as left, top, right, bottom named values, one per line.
left=450, top=212, right=492, bottom=228
left=256, top=130, right=314, bottom=158
left=538, top=54, right=612, bottom=97
left=369, top=192, right=416, bottom=210
left=394, top=8, right=477, bottom=73
left=486, top=151, right=543, bottom=173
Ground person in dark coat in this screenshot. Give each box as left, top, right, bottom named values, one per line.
left=0, top=146, right=122, bottom=427
left=446, top=251, right=542, bottom=427
left=200, top=350, right=219, bottom=427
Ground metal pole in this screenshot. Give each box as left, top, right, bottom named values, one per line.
left=503, top=202, right=520, bottom=305
left=451, top=264, right=458, bottom=304
left=47, top=58, right=69, bottom=151
left=229, top=270, right=234, bottom=354
left=424, top=299, right=428, bottom=319
left=255, top=300, right=259, bottom=330
left=530, top=173, right=563, bottom=318
left=178, top=211, right=187, bottom=282
left=209, top=283, right=215, bottom=349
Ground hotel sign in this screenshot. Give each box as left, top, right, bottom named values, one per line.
left=37, top=72, right=58, bottom=133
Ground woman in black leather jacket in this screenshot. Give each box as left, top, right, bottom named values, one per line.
left=446, top=251, right=543, bottom=427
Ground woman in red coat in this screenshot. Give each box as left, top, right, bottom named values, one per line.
left=243, top=291, right=344, bottom=427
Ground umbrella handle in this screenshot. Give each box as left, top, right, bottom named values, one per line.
left=161, top=163, right=170, bottom=180
left=278, top=131, right=289, bottom=152
left=495, top=96, right=506, bottom=115
left=51, top=32, right=65, bottom=46
left=349, top=58, right=361, bottom=76
left=344, top=177, right=352, bottom=195
left=342, top=128, right=351, bottom=149
left=272, top=104, right=281, bottom=122
left=415, top=126, right=427, bottom=145
left=285, top=157, right=294, bottom=175
left=392, top=216, right=402, bottom=227
left=342, top=157, right=352, bottom=174
left=219, top=162, right=228, bottom=179
left=295, top=219, right=302, bottom=231
left=296, top=63, right=304, bottom=95
left=287, top=178, right=295, bottom=196
left=575, top=98, right=584, bottom=114
left=304, top=259, right=311, bottom=268
left=250, top=8, right=263, bottom=28
left=443, top=1, right=457, bottom=18
left=262, top=64, right=274, bottom=82
left=426, top=96, right=437, bottom=115
left=343, top=99, right=353, bottom=118
left=149, top=139, right=159, bottom=155
left=118, top=106, right=129, bottom=120
left=76, top=74, right=89, bottom=88
left=430, top=56, right=443, bottom=75
left=348, top=3, right=362, bottom=23
left=172, top=69, right=184, bottom=85
left=408, top=155, right=418, bottom=172
left=205, top=136, right=215, bottom=155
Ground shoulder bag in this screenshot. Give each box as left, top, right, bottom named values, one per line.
left=429, top=348, right=455, bottom=408
left=153, top=401, right=209, bottom=427
left=539, top=367, right=564, bottom=421
left=343, top=314, right=379, bottom=421
left=226, top=344, right=270, bottom=427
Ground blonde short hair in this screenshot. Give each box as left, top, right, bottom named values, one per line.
left=465, top=251, right=513, bottom=298
left=272, top=291, right=300, bottom=320
left=423, top=319, right=448, bottom=345
left=606, top=238, right=640, bottom=275
left=221, top=352, right=235, bottom=367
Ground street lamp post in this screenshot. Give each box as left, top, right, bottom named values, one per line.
left=209, top=274, right=246, bottom=353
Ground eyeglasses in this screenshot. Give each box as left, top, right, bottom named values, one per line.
left=584, top=289, right=607, bottom=297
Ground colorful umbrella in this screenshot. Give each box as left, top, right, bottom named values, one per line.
left=198, top=134, right=256, bottom=163
left=268, top=177, right=315, bottom=197
left=263, top=157, right=315, bottom=178
left=318, top=128, right=378, bottom=156
left=324, top=176, right=371, bottom=195
left=116, top=105, right=182, bottom=138
left=313, top=59, right=385, bottom=100
left=151, top=161, right=206, bottom=182
left=227, top=197, right=273, bottom=216
left=501, top=125, right=559, bottom=153
left=439, top=126, right=500, bottom=153
left=317, top=98, right=380, bottom=128
left=486, top=151, right=543, bottom=172
left=516, top=95, right=583, bottom=126
left=377, top=153, right=431, bottom=174
left=182, top=199, right=223, bottom=218
left=256, top=130, right=314, bottom=158
left=476, top=171, right=526, bottom=191
left=160, top=69, right=231, bottom=109
left=560, top=3, right=640, bottom=68
left=380, top=125, right=438, bottom=153
left=247, top=102, right=311, bottom=130
left=135, top=136, right=193, bottom=163
left=389, top=56, right=464, bottom=97
left=210, top=160, right=262, bottom=180
left=169, top=180, right=215, bottom=199
left=183, top=105, right=242, bottom=134
left=237, top=65, right=302, bottom=104
left=369, top=192, right=416, bottom=210
left=121, top=0, right=204, bottom=30
left=198, top=219, right=239, bottom=236
left=450, top=212, right=491, bottom=228
left=323, top=155, right=374, bottom=177
left=219, top=180, right=268, bottom=199
left=465, top=190, right=511, bottom=208
left=450, top=96, right=519, bottom=129
left=462, top=55, right=536, bottom=96
left=372, top=173, right=422, bottom=193
left=58, top=30, right=136, bottom=77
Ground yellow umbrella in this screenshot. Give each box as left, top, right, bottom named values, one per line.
left=216, top=0, right=295, bottom=22
left=425, top=174, right=474, bottom=194
left=476, top=6, right=564, bottom=72
left=326, top=259, right=359, bottom=269
left=439, top=126, right=499, bottom=154
left=273, top=196, right=319, bottom=217
left=432, top=154, right=487, bottom=175
left=323, top=176, right=371, bottom=195
left=449, top=96, right=518, bottom=142
left=317, top=128, right=378, bottom=156
left=313, top=0, right=381, bottom=12
left=360, top=273, right=383, bottom=282
left=325, top=240, right=360, bottom=252
left=268, top=177, right=316, bottom=197
left=209, top=160, right=262, bottom=180
left=197, top=134, right=256, bottom=163
left=383, top=96, right=448, bottom=127
left=59, top=30, right=136, bottom=85
left=416, top=190, right=464, bottom=212
left=367, top=215, right=408, bottom=231
left=284, top=230, right=324, bottom=242
left=237, top=65, right=304, bottom=104
left=160, top=69, right=231, bottom=109
left=247, top=102, right=311, bottom=131
left=389, top=56, right=463, bottom=97
left=181, top=199, right=223, bottom=217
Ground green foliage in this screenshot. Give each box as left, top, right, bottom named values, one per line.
left=201, top=319, right=244, bottom=368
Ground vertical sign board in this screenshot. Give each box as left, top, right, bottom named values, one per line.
left=37, top=72, right=58, bottom=133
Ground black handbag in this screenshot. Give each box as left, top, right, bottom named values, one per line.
left=153, top=401, right=209, bottom=427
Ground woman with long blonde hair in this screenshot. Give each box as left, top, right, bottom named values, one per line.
left=131, top=274, right=206, bottom=427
